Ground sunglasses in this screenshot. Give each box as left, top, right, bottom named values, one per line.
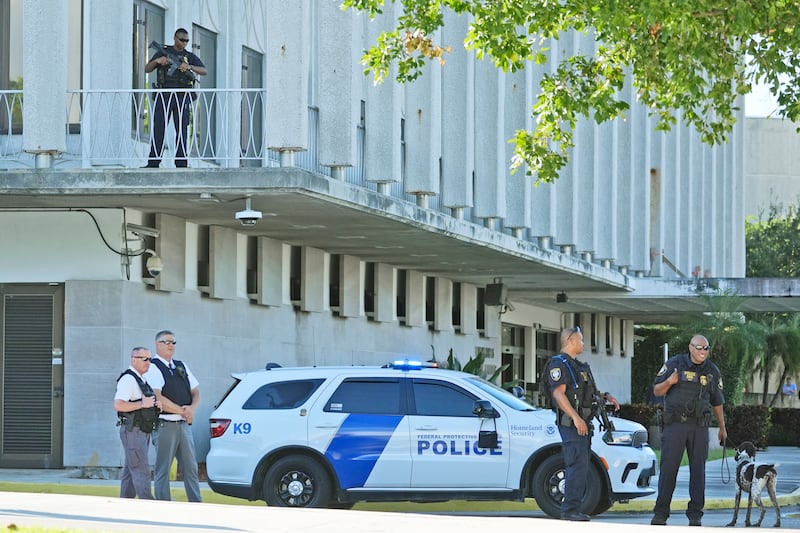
left=158, top=340, right=177, bottom=345
left=132, top=356, right=151, bottom=361
left=691, top=344, right=711, bottom=351
left=178, top=38, right=189, bottom=43
left=567, top=325, right=581, bottom=340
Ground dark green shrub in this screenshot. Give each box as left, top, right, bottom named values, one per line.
left=724, top=405, right=770, bottom=449
left=768, top=408, right=800, bottom=446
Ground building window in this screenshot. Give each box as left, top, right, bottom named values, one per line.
left=329, top=254, right=341, bottom=313
left=452, top=282, right=461, bottom=330
left=364, top=262, right=375, bottom=318
left=425, top=276, right=435, bottom=329
left=290, top=246, right=301, bottom=304
left=396, top=269, right=407, bottom=324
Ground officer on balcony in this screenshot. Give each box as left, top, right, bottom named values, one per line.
left=143, top=28, right=206, bottom=168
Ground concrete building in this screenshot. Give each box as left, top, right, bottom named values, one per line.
left=0, top=0, right=797, bottom=471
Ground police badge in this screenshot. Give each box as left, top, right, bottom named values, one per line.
left=549, top=367, right=562, bottom=381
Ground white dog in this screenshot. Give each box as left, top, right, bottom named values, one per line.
left=726, top=441, right=781, bottom=528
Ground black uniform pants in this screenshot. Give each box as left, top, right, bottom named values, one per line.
left=148, top=91, right=192, bottom=167
left=653, top=421, right=709, bottom=521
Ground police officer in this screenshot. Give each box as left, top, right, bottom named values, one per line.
left=650, top=334, right=727, bottom=527
left=143, top=28, right=206, bottom=168
left=114, top=347, right=161, bottom=499
left=144, top=330, right=202, bottom=502
left=546, top=326, right=619, bottom=521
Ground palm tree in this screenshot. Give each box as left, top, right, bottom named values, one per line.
left=672, top=291, right=765, bottom=406
left=758, top=314, right=800, bottom=406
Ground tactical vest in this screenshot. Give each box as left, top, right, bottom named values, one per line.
left=663, top=354, right=715, bottom=422
left=151, top=358, right=192, bottom=406
left=156, top=48, right=196, bottom=89
left=116, top=369, right=159, bottom=433
left=548, top=354, right=598, bottom=421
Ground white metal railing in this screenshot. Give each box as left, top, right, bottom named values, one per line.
left=0, top=90, right=24, bottom=161
left=62, top=88, right=271, bottom=168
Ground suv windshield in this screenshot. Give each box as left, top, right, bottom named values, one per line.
left=467, top=376, right=537, bottom=411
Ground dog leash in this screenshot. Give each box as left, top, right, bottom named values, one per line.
left=719, top=437, right=736, bottom=485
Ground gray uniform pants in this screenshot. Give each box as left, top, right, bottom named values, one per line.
left=153, top=420, right=202, bottom=502
left=119, top=425, right=153, bottom=499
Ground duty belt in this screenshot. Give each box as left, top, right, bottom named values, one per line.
left=664, top=412, right=708, bottom=426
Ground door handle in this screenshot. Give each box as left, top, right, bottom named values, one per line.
left=314, top=424, right=340, bottom=429
left=415, top=425, right=437, bottom=431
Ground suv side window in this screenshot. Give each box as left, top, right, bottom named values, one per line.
left=411, top=378, right=478, bottom=417
left=243, top=379, right=325, bottom=409
left=324, top=378, right=403, bottom=415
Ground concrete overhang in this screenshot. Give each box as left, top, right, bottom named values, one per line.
left=1, top=167, right=798, bottom=323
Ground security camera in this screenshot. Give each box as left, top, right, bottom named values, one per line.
left=235, top=197, right=263, bottom=227
left=145, top=253, right=163, bottom=277
left=126, top=223, right=160, bottom=239
left=235, top=208, right=263, bottom=226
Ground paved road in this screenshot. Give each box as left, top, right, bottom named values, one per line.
left=0, top=446, right=798, bottom=532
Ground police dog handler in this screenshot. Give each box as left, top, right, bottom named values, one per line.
left=144, top=330, right=202, bottom=502
left=650, top=334, right=727, bottom=527
left=114, top=347, right=161, bottom=499
left=546, top=326, right=619, bottom=522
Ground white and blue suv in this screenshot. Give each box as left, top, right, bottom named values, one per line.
left=206, top=361, right=656, bottom=518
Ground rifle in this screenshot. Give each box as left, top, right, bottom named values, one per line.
left=148, top=41, right=197, bottom=82
left=586, top=366, right=616, bottom=432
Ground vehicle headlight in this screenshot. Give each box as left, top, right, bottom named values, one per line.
left=603, top=429, right=648, bottom=448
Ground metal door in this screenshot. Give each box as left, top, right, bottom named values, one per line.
left=0, top=284, right=64, bottom=468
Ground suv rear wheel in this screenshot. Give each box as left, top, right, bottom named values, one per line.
left=263, top=455, right=331, bottom=507
left=531, top=454, right=602, bottom=519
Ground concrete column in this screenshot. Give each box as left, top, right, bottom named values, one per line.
left=404, top=59, right=441, bottom=196
left=209, top=226, right=237, bottom=300
left=440, top=9, right=474, bottom=210
left=154, top=214, right=186, bottom=294
left=301, top=246, right=325, bottom=312
left=365, top=4, right=403, bottom=185
left=339, top=255, right=363, bottom=318
left=433, top=277, right=452, bottom=332
left=504, top=68, right=530, bottom=231
left=405, top=270, right=425, bottom=327
left=256, top=236, right=283, bottom=307
left=610, top=317, right=621, bottom=355
left=266, top=0, right=309, bottom=151
left=22, top=0, right=68, bottom=163
left=83, top=0, right=131, bottom=166
left=318, top=1, right=358, bottom=169
left=596, top=313, right=608, bottom=356
left=484, top=305, right=500, bottom=339
left=374, top=263, right=396, bottom=323
left=473, top=60, right=505, bottom=220
left=459, top=283, right=477, bottom=335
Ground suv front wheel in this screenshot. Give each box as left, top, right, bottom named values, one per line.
left=531, top=453, right=602, bottom=519
left=263, top=455, right=332, bottom=507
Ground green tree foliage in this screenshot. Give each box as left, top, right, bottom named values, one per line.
left=431, top=346, right=509, bottom=385
left=670, top=292, right=765, bottom=406
left=344, top=0, right=800, bottom=184
left=746, top=202, right=800, bottom=277
left=632, top=326, right=674, bottom=404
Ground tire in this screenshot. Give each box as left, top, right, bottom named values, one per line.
left=531, top=454, right=603, bottom=519
left=263, top=455, right=332, bottom=508
left=589, top=498, right=613, bottom=516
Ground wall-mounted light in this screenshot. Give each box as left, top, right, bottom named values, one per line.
left=556, top=292, right=568, bottom=303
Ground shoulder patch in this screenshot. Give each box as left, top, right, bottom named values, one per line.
left=549, top=367, right=562, bottom=381
left=656, top=364, right=667, bottom=376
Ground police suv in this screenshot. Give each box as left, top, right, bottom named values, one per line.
left=206, top=361, right=656, bottom=518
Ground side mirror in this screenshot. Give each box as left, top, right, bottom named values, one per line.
left=472, top=400, right=497, bottom=418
